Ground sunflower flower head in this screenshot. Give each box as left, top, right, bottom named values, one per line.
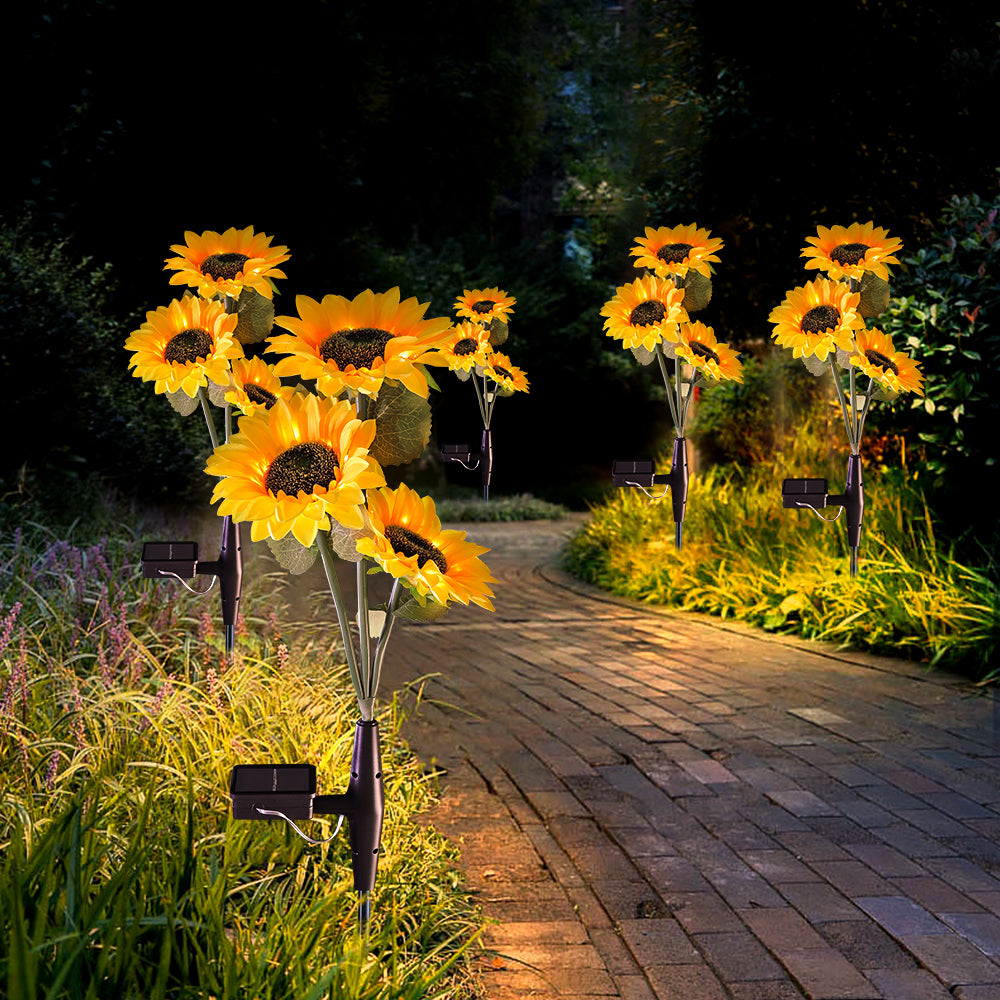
left=225, top=357, right=292, bottom=415
left=801, top=222, right=903, bottom=283
left=356, top=483, right=496, bottom=611
left=674, top=322, right=743, bottom=383
left=268, top=287, right=452, bottom=399
left=768, top=277, right=865, bottom=362
left=849, top=327, right=924, bottom=395
left=482, top=351, right=529, bottom=393
left=601, top=275, right=688, bottom=352
left=206, top=392, right=386, bottom=547
left=629, top=224, right=724, bottom=280
left=125, top=296, right=243, bottom=397
left=454, top=287, right=516, bottom=325
left=437, top=321, right=494, bottom=372
left=165, top=226, right=290, bottom=301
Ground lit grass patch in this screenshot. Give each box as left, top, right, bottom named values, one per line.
left=564, top=449, right=998, bottom=678
left=0, top=520, right=485, bottom=998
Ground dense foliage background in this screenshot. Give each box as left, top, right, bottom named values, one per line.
left=3, top=0, right=998, bottom=547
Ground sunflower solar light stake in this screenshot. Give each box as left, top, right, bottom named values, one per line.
left=603, top=225, right=743, bottom=550
left=438, top=288, right=529, bottom=501
left=126, top=230, right=498, bottom=945
left=126, top=229, right=291, bottom=655
left=769, top=222, right=925, bottom=578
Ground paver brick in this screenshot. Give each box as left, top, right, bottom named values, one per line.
left=889, top=875, right=984, bottom=914
left=900, top=932, right=1000, bottom=985
left=740, top=849, right=823, bottom=883
left=810, top=860, right=897, bottom=897
left=694, top=930, right=786, bottom=981
left=779, top=947, right=880, bottom=998
left=843, top=843, right=925, bottom=877
left=644, top=963, right=729, bottom=1000
left=939, top=911, right=1000, bottom=959
left=864, top=968, right=953, bottom=999
left=618, top=918, right=701, bottom=966
left=741, top=906, right=828, bottom=951
left=778, top=883, right=865, bottom=922
left=817, top=920, right=917, bottom=970
left=668, top=891, right=742, bottom=933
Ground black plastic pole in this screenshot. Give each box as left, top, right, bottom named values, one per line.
left=313, top=719, right=385, bottom=892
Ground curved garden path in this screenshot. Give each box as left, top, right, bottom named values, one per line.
left=370, top=515, right=1000, bottom=1000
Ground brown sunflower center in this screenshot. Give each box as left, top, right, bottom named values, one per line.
left=656, top=242, right=693, bottom=264
left=629, top=300, right=666, bottom=327
left=244, top=383, right=277, bottom=408
left=264, top=442, right=339, bottom=498
left=689, top=341, right=720, bottom=364
left=801, top=305, right=841, bottom=335
left=164, top=328, right=213, bottom=364
left=320, top=328, right=394, bottom=370
left=492, top=365, right=512, bottom=381
left=830, top=243, right=870, bottom=266
left=384, top=524, right=448, bottom=574
left=453, top=338, right=479, bottom=356
left=472, top=300, right=496, bottom=314
left=865, top=349, right=899, bottom=375
left=200, top=252, right=250, bottom=281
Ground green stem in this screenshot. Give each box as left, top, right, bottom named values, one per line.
left=315, top=530, right=368, bottom=719
left=653, top=343, right=681, bottom=431
left=357, top=558, right=371, bottom=696
left=470, top=374, right=488, bottom=427
left=681, top=366, right=698, bottom=427
left=368, top=578, right=404, bottom=704
left=198, top=388, right=219, bottom=451
left=224, top=403, right=232, bottom=444
left=848, top=363, right=858, bottom=449
left=827, top=356, right=854, bottom=447
left=855, top=378, right=876, bottom=448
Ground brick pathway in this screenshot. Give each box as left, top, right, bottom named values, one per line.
left=375, top=516, right=1000, bottom=1000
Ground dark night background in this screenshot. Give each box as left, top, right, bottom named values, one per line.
left=2, top=0, right=998, bottom=519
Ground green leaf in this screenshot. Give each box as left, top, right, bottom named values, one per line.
left=418, top=363, right=442, bottom=393
left=207, top=380, right=229, bottom=407
left=858, top=271, right=890, bottom=318
left=679, top=271, right=712, bottom=313
left=872, top=384, right=899, bottom=403
left=630, top=344, right=656, bottom=366
left=393, top=588, right=450, bottom=623
left=369, top=379, right=432, bottom=467
left=165, top=388, right=200, bottom=416
left=800, top=352, right=827, bottom=377
left=233, top=287, right=275, bottom=345
left=266, top=535, right=317, bottom=574
left=453, top=366, right=472, bottom=382
left=923, top=398, right=937, bottom=415
left=325, top=515, right=374, bottom=563
left=488, top=318, right=509, bottom=347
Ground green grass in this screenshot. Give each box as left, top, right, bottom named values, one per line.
left=563, top=431, right=999, bottom=679
left=0, top=520, right=485, bottom=999
left=433, top=492, right=568, bottom=522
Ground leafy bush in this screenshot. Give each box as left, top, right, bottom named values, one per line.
left=564, top=420, right=998, bottom=678
left=689, top=351, right=828, bottom=467
left=434, top=492, right=568, bottom=522
left=0, top=220, right=214, bottom=517
left=879, top=177, right=1000, bottom=514
left=0, top=519, right=484, bottom=998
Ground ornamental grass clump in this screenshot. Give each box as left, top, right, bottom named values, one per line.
left=0, top=524, right=485, bottom=999
left=564, top=414, right=998, bottom=678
